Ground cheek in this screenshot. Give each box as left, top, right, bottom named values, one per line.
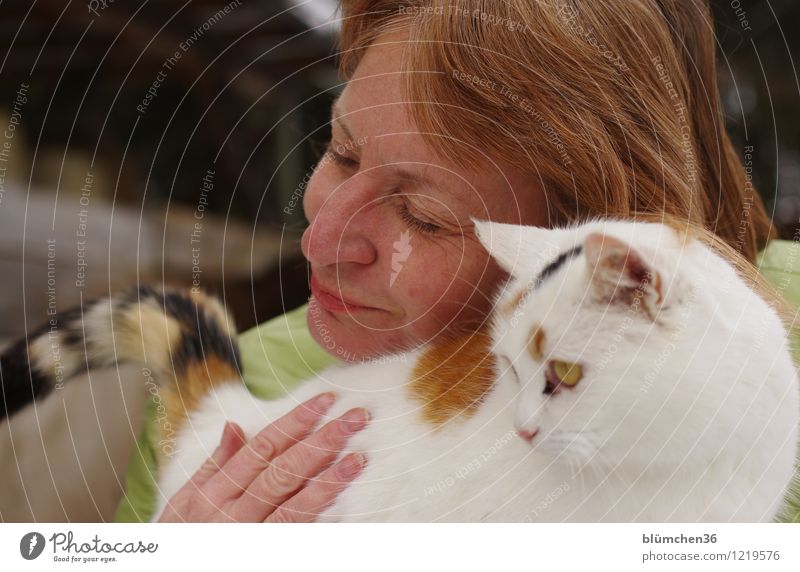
left=443, top=241, right=504, bottom=304
left=396, top=239, right=500, bottom=314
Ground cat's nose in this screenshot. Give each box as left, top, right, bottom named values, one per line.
left=517, top=427, right=540, bottom=443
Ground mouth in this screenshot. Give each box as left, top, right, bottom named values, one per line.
left=310, top=275, right=375, bottom=313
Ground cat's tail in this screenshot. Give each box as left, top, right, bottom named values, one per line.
left=0, top=286, right=241, bottom=422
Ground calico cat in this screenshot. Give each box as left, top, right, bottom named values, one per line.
left=2, top=218, right=798, bottom=522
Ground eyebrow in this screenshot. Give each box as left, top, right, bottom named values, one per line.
left=391, top=165, right=442, bottom=191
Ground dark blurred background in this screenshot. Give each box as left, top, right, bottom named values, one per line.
left=710, top=0, right=800, bottom=235
left=0, top=0, right=342, bottom=339
left=0, top=0, right=797, bottom=522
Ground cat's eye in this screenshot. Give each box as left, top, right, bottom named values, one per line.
left=551, top=360, right=582, bottom=386
left=544, top=359, right=583, bottom=394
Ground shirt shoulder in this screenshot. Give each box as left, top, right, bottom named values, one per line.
left=757, top=239, right=800, bottom=300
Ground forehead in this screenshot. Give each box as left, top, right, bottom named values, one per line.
left=334, top=36, right=440, bottom=176
left=342, top=33, right=411, bottom=110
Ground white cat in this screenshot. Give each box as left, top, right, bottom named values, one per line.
left=154, top=218, right=800, bottom=521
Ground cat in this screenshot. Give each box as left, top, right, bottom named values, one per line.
left=2, top=218, right=798, bottom=522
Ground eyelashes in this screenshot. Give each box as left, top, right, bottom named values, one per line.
left=324, top=140, right=359, bottom=169
left=395, top=201, right=440, bottom=234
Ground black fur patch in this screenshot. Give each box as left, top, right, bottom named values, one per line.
left=0, top=303, right=94, bottom=419
left=0, top=337, right=53, bottom=420
left=533, top=245, right=583, bottom=290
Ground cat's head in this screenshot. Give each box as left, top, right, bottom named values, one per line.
left=474, top=218, right=700, bottom=466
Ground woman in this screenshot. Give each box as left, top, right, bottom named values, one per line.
left=134, top=0, right=775, bottom=521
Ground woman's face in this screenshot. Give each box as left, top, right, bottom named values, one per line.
left=301, top=33, right=548, bottom=361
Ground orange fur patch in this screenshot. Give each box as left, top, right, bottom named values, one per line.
left=528, top=326, right=546, bottom=361
left=653, top=271, right=663, bottom=305
left=503, top=287, right=528, bottom=317
left=162, top=356, right=239, bottom=437
left=409, top=331, right=497, bottom=427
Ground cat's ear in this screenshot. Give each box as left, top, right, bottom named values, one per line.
left=473, top=218, right=555, bottom=276
left=584, top=232, right=664, bottom=316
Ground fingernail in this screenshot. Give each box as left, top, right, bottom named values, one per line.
left=314, top=392, right=337, bottom=411
left=220, top=422, right=234, bottom=448
left=340, top=408, right=370, bottom=435
left=300, top=392, right=337, bottom=422
left=335, top=452, right=366, bottom=481
left=220, top=421, right=245, bottom=453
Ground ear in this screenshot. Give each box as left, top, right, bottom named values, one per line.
left=583, top=232, right=664, bottom=316
left=472, top=218, right=556, bottom=276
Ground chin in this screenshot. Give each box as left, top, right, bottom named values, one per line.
left=307, top=296, right=416, bottom=361
left=306, top=304, right=376, bottom=362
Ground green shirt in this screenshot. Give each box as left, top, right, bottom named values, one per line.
left=114, top=239, right=800, bottom=522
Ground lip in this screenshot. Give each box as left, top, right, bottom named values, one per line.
left=310, top=275, right=373, bottom=313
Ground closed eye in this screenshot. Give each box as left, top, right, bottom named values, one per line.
left=324, top=139, right=359, bottom=169
left=396, top=200, right=440, bottom=234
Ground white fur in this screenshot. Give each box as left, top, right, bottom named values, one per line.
left=154, top=219, right=800, bottom=522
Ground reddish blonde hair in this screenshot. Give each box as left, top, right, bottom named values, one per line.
left=337, top=0, right=774, bottom=262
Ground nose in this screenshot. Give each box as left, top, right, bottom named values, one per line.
left=301, top=181, right=378, bottom=268
left=516, top=426, right=540, bottom=443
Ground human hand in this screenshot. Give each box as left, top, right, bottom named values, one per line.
left=157, top=393, right=369, bottom=522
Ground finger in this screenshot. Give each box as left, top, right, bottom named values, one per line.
left=204, top=392, right=337, bottom=503
left=193, top=421, right=247, bottom=487
left=264, top=452, right=367, bottom=523
left=230, top=407, right=369, bottom=522
left=157, top=421, right=246, bottom=522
